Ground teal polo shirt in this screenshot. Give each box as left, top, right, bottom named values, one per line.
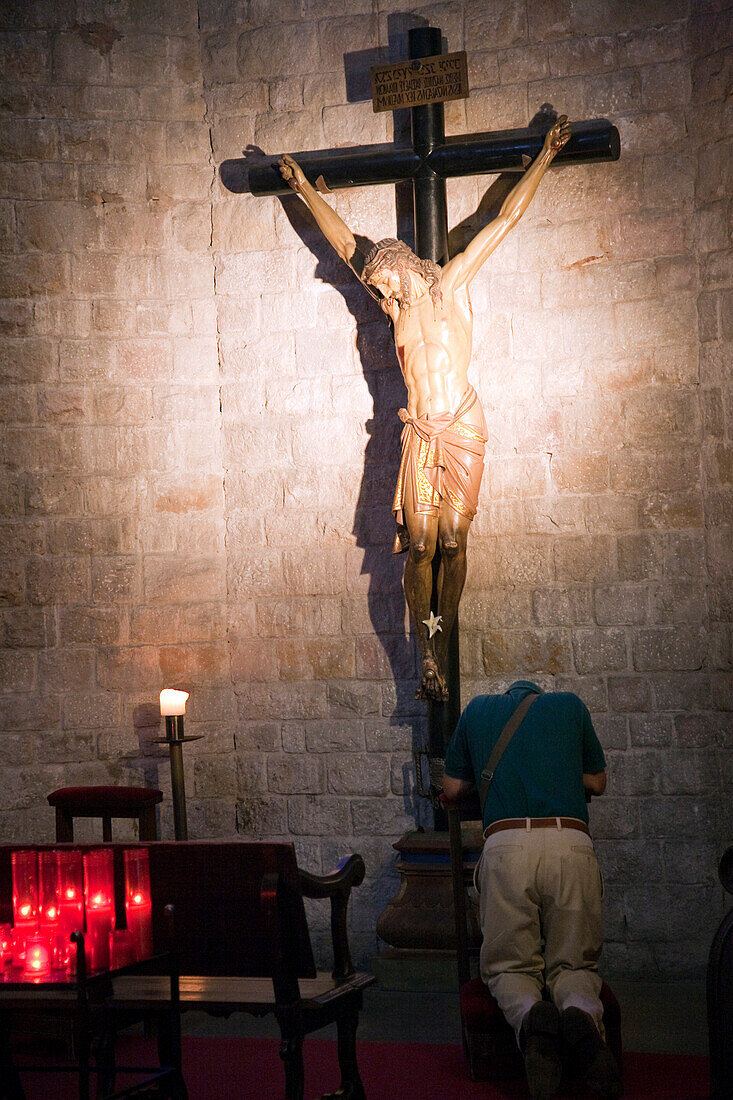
left=444, top=680, right=607, bottom=828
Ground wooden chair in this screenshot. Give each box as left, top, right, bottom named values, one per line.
left=0, top=841, right=373, bottom=1100
left=442, top=793, right=622, bottom=1083
left=707, top=845, right=733, bottom=1100
left=47, top=786, right=162, bottom=842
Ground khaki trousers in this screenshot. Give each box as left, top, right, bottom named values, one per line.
left=476, top=821, right=604, bottom=1042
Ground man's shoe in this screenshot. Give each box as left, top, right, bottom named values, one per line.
left=520, top=1001, right=563, bottom=1100
left=560, top=1006, right=621, bottom=1099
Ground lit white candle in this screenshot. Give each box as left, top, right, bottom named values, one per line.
left=159, top=689, right=189, bottom=716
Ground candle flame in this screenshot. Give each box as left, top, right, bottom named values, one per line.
left=90, top=892, right=108, bottom=907
left=45, top=906, right=58, bottom=921
left=64, top=887, right=76, bottom=900
left=131, top=891, right=145, bottom=905
left=19, top=904, right=32, bottom=917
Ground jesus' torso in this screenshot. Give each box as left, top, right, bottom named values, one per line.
left=387, top=280, right=474, bottom=420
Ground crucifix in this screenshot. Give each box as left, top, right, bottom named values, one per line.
left=221, top=26, right=619, bottom=815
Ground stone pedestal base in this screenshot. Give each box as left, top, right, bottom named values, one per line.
left=375, top=826, right=483, bottom=990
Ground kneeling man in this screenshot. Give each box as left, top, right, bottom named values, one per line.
left=443, top=679, right=620, bottom=1100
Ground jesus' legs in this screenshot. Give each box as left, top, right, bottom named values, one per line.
left=433, top=507, right=471, bottom=682
left=402, top=504, right=445, bottom=702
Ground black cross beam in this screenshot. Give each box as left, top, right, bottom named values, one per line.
left=220, top=26, right=620, bottom=812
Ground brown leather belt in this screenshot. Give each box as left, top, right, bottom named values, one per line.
left=485, top=817, right=590, bottom=838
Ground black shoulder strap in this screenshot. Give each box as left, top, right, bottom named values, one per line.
left=479, top=692, right=539, bottom=813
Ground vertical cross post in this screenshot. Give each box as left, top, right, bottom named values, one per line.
left=409, top=28, right=459, bottom=821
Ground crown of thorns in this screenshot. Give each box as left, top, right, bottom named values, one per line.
left=362, top=239, right=442, bottom=310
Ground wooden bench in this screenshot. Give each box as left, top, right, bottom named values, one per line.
left=0, top=841, right=374, bottom=1100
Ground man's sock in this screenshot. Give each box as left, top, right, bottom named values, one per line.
left=520, top=1001, right=563, bottom=1100
left=560, top=1006, right=621, bottom=1099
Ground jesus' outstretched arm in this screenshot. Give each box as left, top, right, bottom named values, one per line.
left=278, top=154, right=365, bottom=274
left=441, top=115, right=571, bottom=291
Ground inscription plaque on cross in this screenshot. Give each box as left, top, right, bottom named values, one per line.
left=221, top=26, right=620, bottom=818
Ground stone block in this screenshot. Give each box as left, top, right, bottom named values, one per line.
left=63, top=692, right=121, bottom=729
left=660, top=749, right=719, bottom=795
left=280, top=723, right=306, bottom=753
left=642, top=795, right=716, bottom=839
left=37, top=647, right=94, bottom=690
left=587, top=798, right=638, bottom=839
left=475, top=537, right=554, bottom=588
left=662, top=839, right=719, bottom=885
left=236, top=795, right=287, bottom=838
left=234, top=753, right=267, bottom=794
left=530, top=587, right=592, bottom=627
left=326, top=682, right=380, bottom=717
left=238, top=22, right=319, bottom=81
left=618, top=24, right=686, bottom=67
left=639, top=491, right=704, bottom=530
left=350, top=796, right=415, bottom=836
left=355, top=635, right=416, bottom=681
left=143, top=555, right=222, bottom=603
left=236, top=682, right=327, bottom=722
left=594, top=585, right=648, bottom=626
left=632, top=627, right=707, bottom=671
left=326, top=753, right=389, bottom=796
left=0, top=650, right=36, bottom=692
left=607, top=676, right=651, bottom=714
left=617, top=533, right=665, bottom=581
left=496, top=44, right=549, bottom=84
left=610, top=447, right=699, bottom=494
left=364, top=719, right=417, bottom=752
left=482, top=628, right=571, bottom=675
left=236, top=722, right=281, bottom=752
left=288, top=794, right=349, bottom=836
left=553, top=536, right=616, bottom=584
left=158, top=641, right=229, bottom=685
left=572, top=629, right=628, bottom=675
left=26, top=556, right=90, bottom=606
left=96, top=645, right=162, bottom=691
left=0, top=693, right=59, bottom=731
left=465, top=83, right=529, bottom=132
left=189, top=755, right=237, bottom=801
left=92, top=556, right=139, bottom=604
left=59, top=606, right=127, bottom=647
left=301, top=719, right=363, bottom=753
left=597, top=838, right=664, bottom=884
left=606, top=749, right=660, bottom=796
left=276, top=638, right=355, bottom=681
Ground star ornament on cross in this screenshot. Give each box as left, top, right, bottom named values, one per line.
left=422, top=612, right=443, bottom=639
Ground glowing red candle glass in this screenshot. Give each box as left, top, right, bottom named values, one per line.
left=124, top=849, right=153, bottom=962
left=23, top=933, right=52, bottom=979
left=11, top=849, right=38, bottom=966
left=0, top=923, right=12, bottom=966
left=83, top=849, right=115, bottom=971
left=110, top=929, right=136, bottom=969
left=56, top=849, right=84, bottom=972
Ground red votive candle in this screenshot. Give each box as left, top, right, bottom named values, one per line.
left=0, top=923, right=12, bottom=965
left=56, top=849, right=84, bottom=972
left=23, top=934, right=52, bottom=978
left=38, top=850, right=60, bottom=935
left=110, top=929, right=136, bottom=969
left=83, top=849, right=115, bottom=971
left=124, top=849, right=153, bottom=962
left=11, top=850, right=38, bottom=965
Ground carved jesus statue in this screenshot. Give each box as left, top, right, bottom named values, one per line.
left=279, top=116, right=571, bottom=703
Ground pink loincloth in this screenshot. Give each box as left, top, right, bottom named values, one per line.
left=392, top=385, right=488, bottom=554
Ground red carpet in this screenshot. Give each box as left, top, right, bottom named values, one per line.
left=18, top=1035, right=710, bottom=1099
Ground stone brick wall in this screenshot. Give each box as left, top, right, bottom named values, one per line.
left=0, top=0, right=730, bottom=976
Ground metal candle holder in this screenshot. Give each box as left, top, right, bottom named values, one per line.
left=153, top=714, right=202, bottom=841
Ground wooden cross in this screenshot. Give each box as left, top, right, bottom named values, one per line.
left=221, top=26, right=620, bottom=814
